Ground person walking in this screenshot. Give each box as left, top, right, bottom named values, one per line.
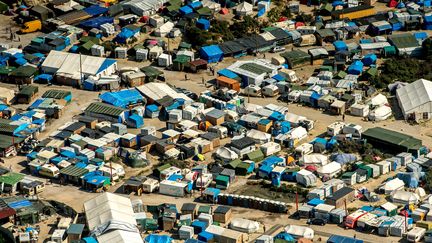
left=202, top=77, right=205, bottom=85
left=342, top=113, right=345, bottom=121
left=184, top=74, right=188, bottom=81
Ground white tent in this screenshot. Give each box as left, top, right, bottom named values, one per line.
left=383, top=178, right=405, bottom=194
left=301, top=154, right=328, bottom=166
left=214, top=147, right=238, bottom=162
left=368, top=105, right=392, bottom=121
left=284, top=225, right=314, bottom=239
left=396, top=79, right=432, bottom=120
left=317, top=161, right=342, bottom=178
left=235, top=2, right=253, bottom=16
left=368, top=93, right=388, bottom=107
left=229, top=218, right=260, bottom=233
left=296, top=169, right=317, bottom=187
left=202, top=0, right=221, bottom=11
left=96, top=230, right=142, bottom=243
left=391, top=190, right=420, bottom=205
left=246, top=129, right=272, bottom=144
left=84, top=193, right=136, bottom=231
left=154, top=21, right=174, bottom=37
left=289, top=127, right=308, bottom=141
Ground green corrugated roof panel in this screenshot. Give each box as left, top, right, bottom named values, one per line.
left=179, top=42, right=192, bottom=50
left=366, top=67, right=378, bottom=76
left=0, top=172, right=25, bottom=185
left=0, top=66, right=16, bottom=75
left=388, top=34, right=419, bottom=49
left=60, top=165, right=89, bottom=177
left=174, top=55, right=191, bottom=64
left=19, top=85, right=39, bottom=96
left=227, top=159, right=242, bottom=169
left=79, top=36, right=100, bottom=45
left=42, top=89, right=71, bottom=99
left=85, top=102, right=126, bottom=117
left=363, top=127, right=422, bottom=149
left=246, top=149, right=264, bottom=162
left=10, top=66, right=37, bottom=77
left=156, top=163, right=171, bottom=173
left=81, top=41, right=95, bottom=51
left=239, top=63, right=273, bottom=75
left=0, top=123, right=17, bottom=133
left=197, top=7, right=212, bottom=15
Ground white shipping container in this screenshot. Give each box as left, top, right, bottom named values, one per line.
left=136, top=49, right=148, bottom=61
left=179, top=225, right=194, bottom=239
left=159, top=180, right=187, bottom=197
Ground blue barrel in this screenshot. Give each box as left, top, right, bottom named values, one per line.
left=227, top=194, right=233, bottom=205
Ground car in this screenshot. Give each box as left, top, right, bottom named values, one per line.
left=307, top=218, right=327, bottom=226
left=271, top=46, right=286, bottom=53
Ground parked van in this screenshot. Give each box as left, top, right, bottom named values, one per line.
left=242, top=85, right=261, bottom=97
left=39, top=164, right=60, bottom=178
left=262, top=84, right=279, bottom=97
left=343, top=123, right=363, bottom=137
left=216, top=76, right=240, bottom=92
left=327, top=122, right=346, bottom=136
left=407, top=227, right=426, bottom=242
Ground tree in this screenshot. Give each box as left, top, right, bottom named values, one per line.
left=185, top=26, right=213, bottom=48
left=282, top=6, right=292, bottom=19
left=267, top=8, right=282, bottom=23
left=230, top=16, right=261, bottom=38
left=210, top=20, right=234, bottom=41
left=422, top=37, right=432, bottom=59
left=373, top=58, right=432, bottom=87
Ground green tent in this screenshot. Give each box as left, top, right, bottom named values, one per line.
left=226, top=159, right=242, bottom=170
left=0, top=2, right=8, bottom=13
left=245, top=150, right=264, bottom=162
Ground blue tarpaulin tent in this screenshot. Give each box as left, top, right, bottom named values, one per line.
left=331, top=153, right=357, bottom=164
left=99, top=89, right=144, bottom=108
left=198, top=232, right=214, bottom=242
left=362, top=53, right=377, bottom=66
left=80, top=16, right=114, bottom=29
left=84, top=5, right=108, bottom=16
left=196, top=18, right=210, bottom=30
left=189, top=1, right=203, bottom=9
left=218, top=69, right=238, bottom=79
left=145, top=234, right=173, bottom=243
left=307, top=198, right=324, bottom=206
left=347, top=61, right=363, bottom=75
left=333, top=41, right=348, bottom=51
left=275, top=232, right=295, bottom=241
left=127, top=114, right=144, bottom=128
left=180, top=6, right=193, bottom=15
left=200, top=45, right=223, bottom=63
left=114, top=27, right=140, bottom=44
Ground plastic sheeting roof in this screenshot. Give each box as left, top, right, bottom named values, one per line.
left=136, top=83, right=191, bottom=102
left=229, top=218, right=260, bottom=233
left=97, top=230, right=142, bottom=243
left=42, top=51, right=116, bottom=76
left=99, top=89, right=144, bottom=108
left=84, top=193, right=136, bottom=231
left=396, top=79, right=432, bottom=115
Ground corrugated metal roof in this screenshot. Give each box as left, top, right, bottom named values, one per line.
left=85, top=102, right=126, bottom=117
left=60, top=165, right=89, bottom=177
left=42, top=89, right=71, bottom=99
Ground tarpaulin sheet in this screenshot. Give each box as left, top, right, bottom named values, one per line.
left=84, top=5, right=108, bottom=16
left=80, top=16, right=114, bottom=29
left=99, top=89, right=144, bottom=108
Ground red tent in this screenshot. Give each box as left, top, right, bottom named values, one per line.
left=278, top=16, right=288, bottom=22
left=295, top=22, right=305, bottom=28
left=305, top=165, right=317, bottom=172
left=220, top=8, right=229, bottom=15
left=388, top=0, right=398, bottom=7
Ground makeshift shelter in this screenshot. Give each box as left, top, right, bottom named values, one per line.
left=200, top=45, right=223, bottom=63
left=382, top=178, right=405, bottom=194
left=396, top=79, right=432, bottom=121
left=235, top=2, right=253, bottom=16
